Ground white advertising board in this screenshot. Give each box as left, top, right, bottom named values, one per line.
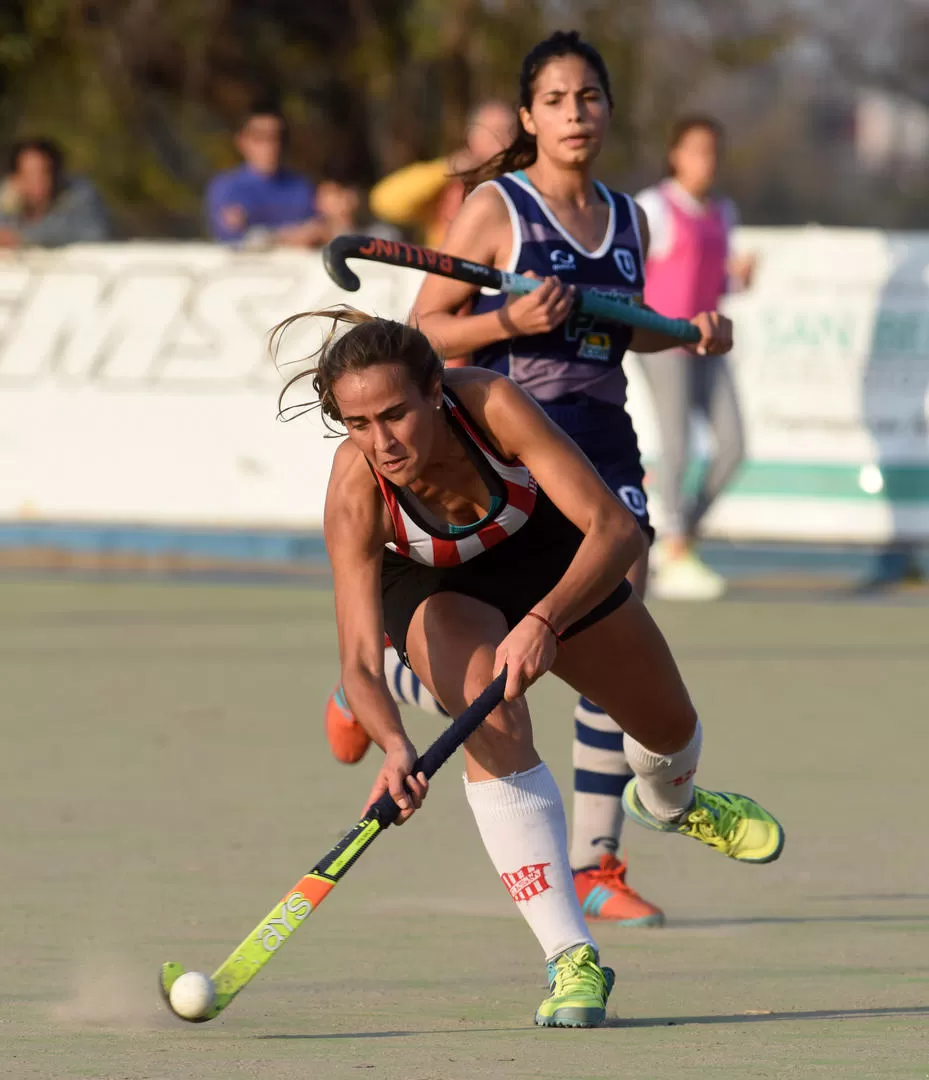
left=704, top=227, right=929, bottom=541
left=1, top=230, right=927, bottom=544
left=0, top=245, right=421, bottom=528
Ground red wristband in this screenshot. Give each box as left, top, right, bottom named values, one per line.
left=526, top=610, right=562, bottom=645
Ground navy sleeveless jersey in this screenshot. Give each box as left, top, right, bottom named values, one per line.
left=471, top=170, right=645, bottom=406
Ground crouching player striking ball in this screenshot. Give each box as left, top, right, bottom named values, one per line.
left=279, top=307, right=784, bottom=1028
left=325, top=30, right=734, bottom=925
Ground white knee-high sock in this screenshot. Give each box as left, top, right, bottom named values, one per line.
left=570, top=696, right=632, bottom=870
left=384, top=646, right=448, bottom=715
left=624, top=721, right=703, bottom=822
left=464, top=763, right=596, bottom=961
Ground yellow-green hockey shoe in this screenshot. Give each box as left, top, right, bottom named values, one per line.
left=623, top=780, right=785, bottom=864
left=534, top=944, right=615, bottom=1028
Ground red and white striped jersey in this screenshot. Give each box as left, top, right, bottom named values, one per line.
left=371, top=387, right=538, bottom=568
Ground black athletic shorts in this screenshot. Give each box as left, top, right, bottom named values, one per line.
left=381, top=485, right=633, bottom=666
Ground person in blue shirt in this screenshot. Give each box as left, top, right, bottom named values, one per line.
left=0, top=138, right=111, bottom=246
left=206, top=101, right=326, bottom=247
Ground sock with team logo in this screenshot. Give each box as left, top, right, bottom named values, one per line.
left=384, top=645, right=448, bottom=715
left=570, top=696, right=632, bottom=870
left=464, top=762, right=595, bottom=961
left=624, top=720, right=703, bottom=822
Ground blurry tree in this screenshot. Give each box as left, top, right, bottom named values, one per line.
left=0, top=0, right=921, bottom=237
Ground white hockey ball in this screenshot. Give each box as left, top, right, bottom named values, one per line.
left=169, top=971, right=216, bottom=1020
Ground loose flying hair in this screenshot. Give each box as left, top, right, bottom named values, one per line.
left=460, top=30, right=613, bottom=195
left=272, top=307, right=444, bottom=432
left=665, top=113, right=724, bottom=176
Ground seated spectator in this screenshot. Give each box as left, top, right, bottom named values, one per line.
left=369, top=99, right=515, bottom=247
left=0, top=138, right=111, bottom=247
left=206, top=101, right=326, bottom=248
left=315, top=177, right=403, bottom=241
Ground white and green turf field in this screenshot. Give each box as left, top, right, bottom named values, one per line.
left=3, top=578, right=928, bottom=1079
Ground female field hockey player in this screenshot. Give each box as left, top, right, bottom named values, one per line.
left=325, top=31, right=730, bottom=927
left=284, top=305, right=784, bottom=1028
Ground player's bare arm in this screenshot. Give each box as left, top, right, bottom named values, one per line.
left=324, top=442, right=404, bottom=751
left=412, top=184, right=575, bottom=357
left=461, top=371, right=643, bottom=623
left=325, top=442, right=428, bottom=820
left=449, top=369, right=644, bottom=697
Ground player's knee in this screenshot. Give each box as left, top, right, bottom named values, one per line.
left=464, top=697, right=535, bottom=773
left=462, top=653, right=529, bottom=745
left=647, top=701, right=698, bottom=756
left=478, top=698, right=531, bottom=740
left=460, top=647, right=497, bottom=701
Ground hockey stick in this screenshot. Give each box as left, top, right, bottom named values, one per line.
left=159, top=670, right=507, bottom=1022
left=323, top=233, right=701, bottom=344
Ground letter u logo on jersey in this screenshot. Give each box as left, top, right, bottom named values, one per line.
left=550, top=249, right=576, bottom=273
left=612, top=247, right=638, bottom=282
left=618, top=485, right=647, bottom=517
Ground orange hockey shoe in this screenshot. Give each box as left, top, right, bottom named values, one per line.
left=324, top=683, right=372, bottom=765
left=573, top=854, right=665, bottom=926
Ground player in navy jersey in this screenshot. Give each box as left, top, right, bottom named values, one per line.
left=412, top=29, right=697, bottom=924
left=291, top=306, right=782, bottom=1027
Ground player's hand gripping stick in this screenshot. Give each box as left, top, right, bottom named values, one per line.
left=323, top=233, right=701, bottom=344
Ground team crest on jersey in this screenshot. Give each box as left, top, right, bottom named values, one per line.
left=577, top=331, right=611, bottom=362
left=618, top=485, right=648, bottom=517
left=501, top=863, right=552, bottom=903
left=612, top=247, right=639, bottom=282
left=550, top=249, right=576, bottom=273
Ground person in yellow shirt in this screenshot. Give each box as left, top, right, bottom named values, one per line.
left=370, top=100, right=516, bottom=247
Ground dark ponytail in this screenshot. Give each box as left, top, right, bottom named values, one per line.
left=460, top=129, right=536, bottom=197
left=460, top=30, right=613, bottom=195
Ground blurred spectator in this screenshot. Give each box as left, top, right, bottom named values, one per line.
left=0, top=138, right=111, bottom=247
left=206, top=102, right=326, bottom=248
left=635, top=115, right=755, bottom=601
left=315, top=177, right=403, bottom=241
left=369, top=100, right=516, bottom=247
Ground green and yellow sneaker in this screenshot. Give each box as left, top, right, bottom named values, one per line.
left=623, top=780, right=785, bottom=864
left=534, top=944, right=615, bottom=1028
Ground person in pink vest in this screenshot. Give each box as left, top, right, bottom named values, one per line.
left=636, top=115, right=755, bottom=599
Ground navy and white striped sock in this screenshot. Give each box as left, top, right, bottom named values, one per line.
left=571, top=696, right=632, bottom=871
left=384, top=646, right=449, bottom=716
